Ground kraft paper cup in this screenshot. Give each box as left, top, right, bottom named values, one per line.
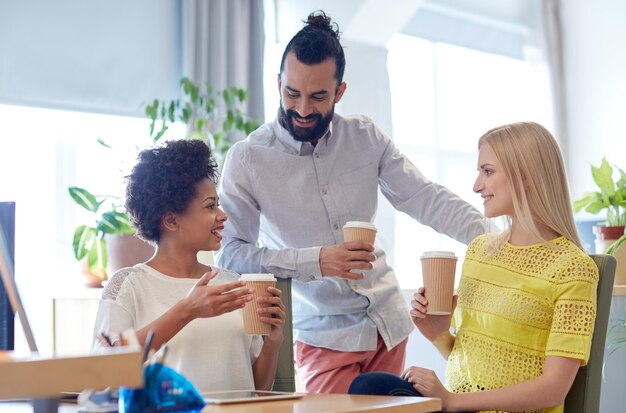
left=241, top=273, right=276, bottom=335
left=343, top=221, right=377, bottom=243
left=420, top=251, right=457, bottom=315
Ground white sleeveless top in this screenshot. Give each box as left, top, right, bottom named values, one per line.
left=92, top=263, right=262, bottom=391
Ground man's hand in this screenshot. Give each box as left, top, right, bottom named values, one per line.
left=319, top=241, right=375, bottom=280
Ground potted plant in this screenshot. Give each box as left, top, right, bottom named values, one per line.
left=69, top=77, right=260, bottom=286
left=574, top=157, right=626, bottom=286
left=68, top=187, right=141, bottom=286
left=573, top=157, right=626, bottom=250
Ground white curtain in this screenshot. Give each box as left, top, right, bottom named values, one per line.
left=182, top=0, right=265, bottom=121
left=541, top=0, right=569, bottom=159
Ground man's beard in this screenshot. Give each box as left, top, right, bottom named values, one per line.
left=278, top=103, right=334, bottom=143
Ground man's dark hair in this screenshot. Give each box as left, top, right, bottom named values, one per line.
left=125, top=139, right=219, bottom=243
left=280, top=10, right=345, bottom=84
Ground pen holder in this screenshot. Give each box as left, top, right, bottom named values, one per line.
left=119, top=363, right=206, bottom=413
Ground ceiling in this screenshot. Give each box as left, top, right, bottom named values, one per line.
left=274, top=0, right=536, bottom=47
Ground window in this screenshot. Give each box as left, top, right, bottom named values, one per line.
left=387, top=34, right=554, bottom=288
left=0, top=104, right=186, bottom=351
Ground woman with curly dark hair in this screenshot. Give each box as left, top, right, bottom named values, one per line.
left=93, top=139, right=285, bottom=392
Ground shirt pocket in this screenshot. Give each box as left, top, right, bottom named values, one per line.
left=338, top=163, right=378, bottom=219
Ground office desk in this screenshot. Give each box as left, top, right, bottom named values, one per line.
left=202, top=393, right=441, bottom=413
left=0, top=394, right=441, bottom=413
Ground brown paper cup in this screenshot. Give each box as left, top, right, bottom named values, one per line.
left=343, top=221, right=377, bottom=243
left=241, top=274, right=276, bottom=335
left=420, top=251, right=457, bottom=315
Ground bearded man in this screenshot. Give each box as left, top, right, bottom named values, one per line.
left=216, top=10, right=485, bottom=394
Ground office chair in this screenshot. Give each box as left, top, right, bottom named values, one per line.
left=564, top=254, right=616, bottom=413
left=272, top=278, right=296, bottom=392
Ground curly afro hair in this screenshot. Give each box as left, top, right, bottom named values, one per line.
left=125, top=139, right=219, bottom=243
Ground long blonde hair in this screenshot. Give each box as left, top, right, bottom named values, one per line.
left=479, top=122, right=583, bottom=251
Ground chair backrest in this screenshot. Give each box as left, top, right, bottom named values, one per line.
left=564, top=254, right=616, bottom=413
left=272, top=278, right=295, bottom=392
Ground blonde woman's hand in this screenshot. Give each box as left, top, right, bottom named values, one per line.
left=257, top=286, right=285, bottom=343
left=410, top=287, right=457, bottom=342
left=402, top=366, right=452, bottom=405
left=183, top=270, right=253, bottom=320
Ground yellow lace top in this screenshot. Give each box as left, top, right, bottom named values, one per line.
left=445, top=235, right=598, bottom=413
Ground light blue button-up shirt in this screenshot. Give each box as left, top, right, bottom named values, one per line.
left=216, top=113, right=485, bottom=352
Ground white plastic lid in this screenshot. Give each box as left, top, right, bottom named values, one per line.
left=420, top=251, right=457, bottom=260
left=343, top=221, right=377, bottom=231
left=240, top=273, right=276, bottom=281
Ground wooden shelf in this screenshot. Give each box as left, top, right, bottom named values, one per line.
left=0, top=348, right=142, bottom=399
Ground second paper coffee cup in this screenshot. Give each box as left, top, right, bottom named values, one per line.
left=420, top=251, right=457, bottom=315
left=241, top=273, right=276, bottom=335
left=343, top=221, right=377, bottom=243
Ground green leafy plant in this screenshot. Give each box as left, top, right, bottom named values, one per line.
left=605, top=317, right=626, bottom=373
left=604, top=238, right=626, bottom=361
left=606, top=234, right=626, bottom=256
left=573, top=158, right=626, bottom=226
left=145, top=77, right=259, bottom=166
left=607, top=319, right=626, bottom=356
left=68, top=77, right=260, bottom=277
left=68, top=187, right=134, bottom=275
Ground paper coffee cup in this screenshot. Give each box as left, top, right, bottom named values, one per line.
left=343, top=221, right=377, bottom=243
left=241, top=273, right=276, bottom=335
left=420, top=251, right=457, bottom=315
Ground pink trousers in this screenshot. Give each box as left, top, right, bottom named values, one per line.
left=294, top=334, right=407, bottom=394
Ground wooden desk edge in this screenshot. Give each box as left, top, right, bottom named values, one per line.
left=201, top=393, right=442, bottom=413
left=0, top=350, right=143, bottom=399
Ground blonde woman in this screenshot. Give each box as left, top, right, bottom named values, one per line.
left=349, top=122, right=599, bottom=413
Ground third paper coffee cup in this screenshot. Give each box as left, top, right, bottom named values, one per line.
left=420, top=251, right=457, bottom=315
left=241, top=273, right=276, bottom=335
left=343, top=221, right=377, bottom=243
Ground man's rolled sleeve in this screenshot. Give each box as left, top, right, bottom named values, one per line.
left=295, top=246, right=323, bottom=282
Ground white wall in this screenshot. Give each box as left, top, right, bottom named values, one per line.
left=560, top=3, right=626, bottom=410
left=0, top=0, right=181, bottom=116
left=561, top=0, right=626, bottom=200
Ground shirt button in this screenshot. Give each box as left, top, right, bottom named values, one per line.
left=309, top=275, right=315, bottom=280
left=321, top=188, right=328, bottom=195
left=315, top=153, right=320, bottom=158
left=333, top=224, right=339, bottom=230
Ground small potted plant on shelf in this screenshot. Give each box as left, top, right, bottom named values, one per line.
left=573, top=158, right=626, bottom=249
left=69, top=77, right=260, bottom=286
left=574, top=157, right=626, bottom=285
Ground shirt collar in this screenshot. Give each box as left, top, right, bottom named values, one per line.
left=272, top=114, right=333, bottom=155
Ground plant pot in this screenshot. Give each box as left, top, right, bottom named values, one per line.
left=105, top=234, right=155, bottom=275
left=80, top=260, right=107, bottom=288
left=593, top=225, right=626, bottom=286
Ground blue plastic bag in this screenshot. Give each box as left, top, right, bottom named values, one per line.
left=119, top=363, right=206, bottom=413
